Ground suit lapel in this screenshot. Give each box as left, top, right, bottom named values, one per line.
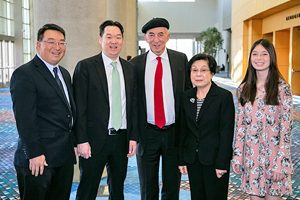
left=186, top=88, right=198, bottom=124
left=94, top=53, right=109, bottom=103
left=120, top=59, right=130, bottom=106
left=140, top=53, right=148, bottom=114
left=167, top=49, right=177, bottom=96
left=59, top=67, right=74, bottom=113
left=33, top=56, right=70, bottom=109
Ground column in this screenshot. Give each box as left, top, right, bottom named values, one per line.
left=32, top=0, right=137, bottom=74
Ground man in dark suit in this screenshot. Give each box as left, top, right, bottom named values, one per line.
left=10, top=24, right=76, bottom=200
left=130, top=18, right=190, bottom=200
left=73, top=20, right=138, bottom=200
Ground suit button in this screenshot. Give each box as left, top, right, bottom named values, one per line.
left=67, top=115, right=71, bottom=118
left=196, top=149, right=199, bottom=152
left=69, top=130, right=72, bottom=133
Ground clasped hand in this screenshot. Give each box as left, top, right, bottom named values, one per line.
left=77, top=142, right=91, bottom=159
left=179, top=166, right=227, bottom=178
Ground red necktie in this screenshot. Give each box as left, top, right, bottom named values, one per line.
left=154, top=57, right=166, bottom=128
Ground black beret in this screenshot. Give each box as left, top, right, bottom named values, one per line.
left=142, top=18, right=170, bottom=33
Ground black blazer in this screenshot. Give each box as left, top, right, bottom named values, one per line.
left=130, top=49, right=190, bottom=151
left=10, top=55, right=76, bottom=167
left=73, top=53, right=137, bottom=154
left=178, top=82, right=235, bottom=170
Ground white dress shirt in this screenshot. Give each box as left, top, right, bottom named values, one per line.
left=102, top=53, right=127, bottom=129
left=145, top=49, right=175, bottom=125
left=37, top=54, right=70, bottom=104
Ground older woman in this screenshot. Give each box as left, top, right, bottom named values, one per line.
left=177, top=53, right=235, bottom=200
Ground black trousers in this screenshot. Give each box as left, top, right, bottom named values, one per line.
left=15, top=164, right=74, bottom=200
left=137, top=126, right=181, bottom=200
left=187, top=157, right=229, bottom=200
left=76, top=132, right=128, bottom=200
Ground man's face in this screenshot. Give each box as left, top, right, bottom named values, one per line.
left=99, top=26, right=123, bottom=60
left=144, top=27, right=170, bottom=56
left=36, top=30, right=66, bottom=65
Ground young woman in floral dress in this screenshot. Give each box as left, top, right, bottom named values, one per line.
left=232, top=39, right=293, bottom=200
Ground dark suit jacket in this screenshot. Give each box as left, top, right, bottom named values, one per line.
left=10, top=55, right=76, bottom=168
left=178, top=82, right=235, bottom=170
left=130, top=49, right=189, bottom=153
left=73, top=53, right=137, bottom=154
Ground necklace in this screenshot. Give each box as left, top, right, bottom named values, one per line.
left=257, top=87, right=266, bottom=94
left=197, top=93, right=207, bottom=100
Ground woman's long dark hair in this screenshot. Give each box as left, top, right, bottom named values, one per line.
left=239, top=39, right=283, bottom=106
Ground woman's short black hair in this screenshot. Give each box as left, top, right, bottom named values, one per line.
left=188, top=53, right=217, bottom=74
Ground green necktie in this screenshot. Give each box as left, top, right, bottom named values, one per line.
left=111, top=61, right=122, bottom=130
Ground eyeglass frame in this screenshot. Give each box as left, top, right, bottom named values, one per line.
left=191, top=67, right=211, bottom=74
left=41, top=40, right=67, bottom=47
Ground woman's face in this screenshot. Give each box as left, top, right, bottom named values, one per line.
left=190, top=59, right=213, bottom=88
left=251, top=44, right=270, bottom=72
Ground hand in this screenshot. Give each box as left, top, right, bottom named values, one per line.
left=127, top=140, right=137, bottom=157
left=29, top=155, right=48, bottom=176
left=178, top=166, right=188, bottom=174
left=232, top=163, right=242, bottom=174
left=77, top=142, right=91, bottom=159
left=272, top=171, right=285, bottom=182
left=216, top=169, right=227, bottom=178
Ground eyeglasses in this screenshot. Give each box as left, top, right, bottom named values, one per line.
left=42, top=40, right=67, bottom=47
left=191, top=68, right=210, bottom=74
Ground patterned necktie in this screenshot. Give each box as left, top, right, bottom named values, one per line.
left=53, top=67, right=69, bottom=105
left=111, top=61, right=122, bottom=130
left=154, top=57, right=166, bottom=128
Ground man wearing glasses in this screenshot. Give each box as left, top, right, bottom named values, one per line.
left=10, top=24, right=76, bottom=200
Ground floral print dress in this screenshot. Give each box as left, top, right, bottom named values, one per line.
left=232, top=79, right=293, bottom=196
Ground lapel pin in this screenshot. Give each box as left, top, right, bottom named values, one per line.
left=190, top=98, right=195, bottom=103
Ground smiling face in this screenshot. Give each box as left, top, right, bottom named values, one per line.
left=144, top=27, right=170, bottom=56
left=251, top=44, right=270, bottom=72
left=99, top=25, right=123, bottom=60
left=190, top=59, right=213, bottom=89
left=36, top=30, right=66, bottom=65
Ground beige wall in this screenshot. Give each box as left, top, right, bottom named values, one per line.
left=138, top=0, right=218, bottom=35
left=231, top=0, right=300, bottom=84
left=291, top=27, right=300, bottom=94
left=263, top=5, right=300, bottom=33
left=32, top=0, right=137, bottom=75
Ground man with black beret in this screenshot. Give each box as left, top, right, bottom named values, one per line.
left=130, top=17, right=191, bottom=200
left=141, top=17, right=170, bottom=34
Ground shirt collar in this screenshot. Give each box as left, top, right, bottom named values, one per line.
left=37, top=54, right=59, bottom=73
left=102, top=52, right=120, bottom=68
left=148, top=48, right=168, bottom=62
